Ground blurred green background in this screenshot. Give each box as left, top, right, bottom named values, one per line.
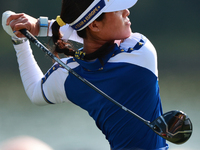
left=0, top=0, right=199, bottom=150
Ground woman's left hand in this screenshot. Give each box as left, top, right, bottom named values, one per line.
left=2, top=11, right=40, bottom=38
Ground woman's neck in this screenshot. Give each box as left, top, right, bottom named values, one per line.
left=83, top=39, right=122, bottom=54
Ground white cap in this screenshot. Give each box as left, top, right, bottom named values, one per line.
left=69, top=0, right=138, bottom=31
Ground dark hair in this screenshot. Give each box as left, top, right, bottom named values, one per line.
left=51, top=0, right=107, bottom=60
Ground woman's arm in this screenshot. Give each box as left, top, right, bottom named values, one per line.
left=3, top=11, right=71, bottom=105
left=14, top=41, right=47, bottom=105
left=6, top=12, right=83, bottom=43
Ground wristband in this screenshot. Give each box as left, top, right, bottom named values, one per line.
left=12, top=37, right=28, bottom=45
left=38, top=16, right=48, bottom=37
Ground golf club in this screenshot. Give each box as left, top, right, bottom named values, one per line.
left=19, top=29, right=192, bottom=145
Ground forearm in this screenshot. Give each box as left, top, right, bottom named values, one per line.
left=14, top=41, right=48, bottom=105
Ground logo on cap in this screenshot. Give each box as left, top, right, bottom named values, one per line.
left=70, top=0, right=106, bottom=31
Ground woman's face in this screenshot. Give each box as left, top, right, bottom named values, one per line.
left=98, top=9, right=132, bottom=41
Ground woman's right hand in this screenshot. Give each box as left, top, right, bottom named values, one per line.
left=3, top=11, right=40, bottom=38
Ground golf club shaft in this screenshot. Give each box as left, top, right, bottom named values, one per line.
left=19, top=29, right=150, bottom=126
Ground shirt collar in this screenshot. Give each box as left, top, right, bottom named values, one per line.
left=74, top=44, right=121, bottom=71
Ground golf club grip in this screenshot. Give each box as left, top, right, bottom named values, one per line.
left=19, top=29, right=150, bottom=126
left=20, top=29, right=37, bottom=43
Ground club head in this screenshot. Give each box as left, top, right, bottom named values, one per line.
left=150, top=110, right=192, bottom=144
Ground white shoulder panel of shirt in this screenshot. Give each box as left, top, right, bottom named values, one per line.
left=41, top=58, right=80, bottom=104
left=111, top=33, right=158, bottom=77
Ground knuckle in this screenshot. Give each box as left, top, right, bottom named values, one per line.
left=23, top=18, right=29, bottom=22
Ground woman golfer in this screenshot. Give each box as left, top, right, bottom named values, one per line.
left=3, top=0, right=169, bottom=149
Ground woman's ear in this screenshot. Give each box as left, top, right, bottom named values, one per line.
left=88, top=21, right=101, bottom=32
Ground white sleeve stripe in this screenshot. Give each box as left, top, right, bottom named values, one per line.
left=42, top=63, right=63, bottom=84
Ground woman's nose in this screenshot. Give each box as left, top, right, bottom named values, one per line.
left=123, top=9, right=130, bottom=17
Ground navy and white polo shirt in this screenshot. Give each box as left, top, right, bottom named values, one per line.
left=41, top=33, right=167, bottom=149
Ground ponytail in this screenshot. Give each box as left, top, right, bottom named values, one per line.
left=51, top=21, right=61, bottom=44
left=51, top=21, right=75, bottom=58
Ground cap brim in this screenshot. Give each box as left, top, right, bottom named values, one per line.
left=103, top=0, right=138, bottom=13
left=70, top=0, right=138, bottom=31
